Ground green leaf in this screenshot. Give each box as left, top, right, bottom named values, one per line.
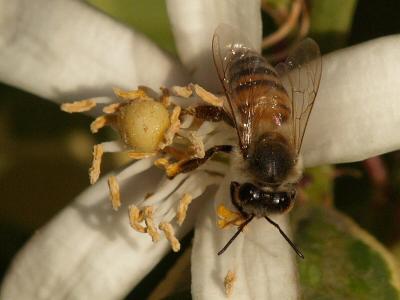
left=292, top=205, right=400, bottom=299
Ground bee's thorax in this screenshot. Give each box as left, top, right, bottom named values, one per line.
left=246, top=132, right=295, bottom=186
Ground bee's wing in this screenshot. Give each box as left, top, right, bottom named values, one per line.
left=212, top=24, right=259, bottom=152
left=275, top=38, right=322, bottom=155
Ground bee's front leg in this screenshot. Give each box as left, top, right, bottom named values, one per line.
left=162, top=145, right=233, bottom=179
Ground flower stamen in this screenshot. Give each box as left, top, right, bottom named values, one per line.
left=61, top=84, right=232, bottom=251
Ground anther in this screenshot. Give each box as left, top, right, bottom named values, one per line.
left=90, top=115, right=115, bottom=133
left=159, top=105, right=181, bottom=150
left=107, top=176, right=121, bottom=211
left=113, top=87, right=149, bottom=101
left=61, top=99, right=96, bottom=113
left=128, top=205, right=146, bottom=233
left=171, top=85, right=193, bottom=98
left=193, top=84, right=224, bottom=107
left=144, top=206, right=160, bottom=242
left=159, top=222, right=181, bottom=252
left=176, top=193, right=193, bottom=226
left=89, top=144, right=104, bottom=184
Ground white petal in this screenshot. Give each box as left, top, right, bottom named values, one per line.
left=166, top=0, right=262, bottom=91
left=303, top=35, right=400, bottom=167
left=0, top=161, right=194, bottom=300
left=0, top=0, right=188, bottom=102
left=191, top=176, right=298, bottom=300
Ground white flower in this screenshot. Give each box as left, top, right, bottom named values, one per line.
left=1, top=0, right=400, bottom=299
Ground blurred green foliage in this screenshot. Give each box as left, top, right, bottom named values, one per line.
left=87, top=0, right=176, bottom=53
left=309, top=0, right=358, bottom=52
left=294, top=205, right=400, bottom=299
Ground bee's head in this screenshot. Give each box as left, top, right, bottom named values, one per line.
left=231, top=182, right=296, bottom=217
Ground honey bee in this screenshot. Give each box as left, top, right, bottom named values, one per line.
left=175, top=24, right=321, bottom=258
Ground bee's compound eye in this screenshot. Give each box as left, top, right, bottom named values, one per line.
left=239, top=183, right=261, bottom=202
left=267, top=192, right=294, bottom=213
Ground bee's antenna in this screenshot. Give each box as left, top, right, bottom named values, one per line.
left=217, top=216, right=254, bottom=255
left=264, top=216, right=304, bottom=259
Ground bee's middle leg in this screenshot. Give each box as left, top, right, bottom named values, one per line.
left=191, top=105, right=234, bottom=127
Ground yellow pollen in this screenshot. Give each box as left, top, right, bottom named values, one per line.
left=187, top=131, right=205, bottom=158
left=164, top=160, right=187, bottom=179
left=224, top=270, right=236, bottom=297
left=159, top=222, right=181, bottom=252
left=154, top=158, right=169, bottom=169
left=216, top=204, right=246, bottom=229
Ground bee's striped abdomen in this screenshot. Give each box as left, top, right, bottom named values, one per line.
left=226, top=50, right=291, bottom=126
